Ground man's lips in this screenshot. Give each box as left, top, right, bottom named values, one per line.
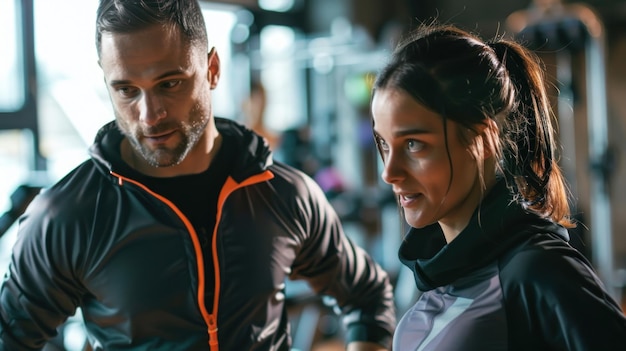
left=144, top=131, right=175, bottom=143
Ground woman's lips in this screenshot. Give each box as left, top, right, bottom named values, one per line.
left=398, top=193, right=421, bottom=207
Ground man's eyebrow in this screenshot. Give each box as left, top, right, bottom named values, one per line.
left=108, top=69, right=186, bottom=86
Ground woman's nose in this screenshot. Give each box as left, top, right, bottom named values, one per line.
left=381, top=152, right=405, bottom=185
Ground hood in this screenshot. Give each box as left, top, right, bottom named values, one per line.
left=88, top=118, right=273, bottom=182
left=398, top=180, right=570, bottom=291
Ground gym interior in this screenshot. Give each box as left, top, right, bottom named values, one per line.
left=1, top=0, right=626, bottom=349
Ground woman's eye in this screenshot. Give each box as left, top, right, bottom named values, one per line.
left=407, top=139, right=424, bottom=152
left=377, top=138, right=389, bottom=151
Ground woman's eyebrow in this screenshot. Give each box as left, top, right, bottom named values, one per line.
left=392, top=128, right=432, bottom=137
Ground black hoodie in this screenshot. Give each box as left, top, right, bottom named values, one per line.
left=0, top=118, right=396, bottom=350
left=395, top=180, right=626, bottom=350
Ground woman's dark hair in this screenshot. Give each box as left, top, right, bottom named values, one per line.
left=373, top=23, right=573, bottom=227
left=95, top=0, right=208, bottom=57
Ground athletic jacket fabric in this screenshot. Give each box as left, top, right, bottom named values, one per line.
left=394, top=180, right=626, bottom=351
left=0, top=118, right=395, bottom=350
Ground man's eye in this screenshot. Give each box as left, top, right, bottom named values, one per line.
left=407, top=139, right=424, bottom=152
left=161, top=80, right=181, bottom=89
left=116, top=86, right=138, bottom=97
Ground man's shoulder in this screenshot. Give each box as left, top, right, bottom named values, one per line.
left=268, top=160, right=307, bottom=178
left=28, top=159, right=107, bottom=216
left=268, top=161, right=319, bottom=188
left=264, top=161, right=330, bottom=202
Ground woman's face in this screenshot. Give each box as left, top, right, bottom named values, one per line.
left=372, top=88, right=485, bottom=241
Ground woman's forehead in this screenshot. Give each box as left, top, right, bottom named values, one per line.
left=372, top=89, right=444, bottom=133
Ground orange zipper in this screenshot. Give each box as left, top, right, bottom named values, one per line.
left=112, top=170, right=274, bottom=350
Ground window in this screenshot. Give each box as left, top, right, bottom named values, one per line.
left=260, top=25, right=308, bottom=131
left=0, top=0, right=25, bottom=112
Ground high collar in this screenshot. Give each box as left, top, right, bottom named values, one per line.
left=88, top=118, right=273, bottom=183
left=398, top=180, right=569, bottom=291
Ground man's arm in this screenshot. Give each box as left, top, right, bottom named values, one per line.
left=0, top=194, right=80, bottom=349
left=290, top=175, right=396, bottom=348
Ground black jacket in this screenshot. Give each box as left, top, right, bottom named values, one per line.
left=394, top=180, right=626, bottom=350
left=0, top=118, right=395, bottom=350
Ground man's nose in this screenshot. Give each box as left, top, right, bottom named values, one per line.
left=138, top=92, right=166, bottom=125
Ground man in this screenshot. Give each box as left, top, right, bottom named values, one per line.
left=0, top=1, right=395, bottom=350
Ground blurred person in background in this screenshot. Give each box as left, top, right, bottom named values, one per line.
left=0, top=1, right=395, bottom=350
left=241, top=79, right=282, bottom=151
left=371, top=23, right=626, bottom=350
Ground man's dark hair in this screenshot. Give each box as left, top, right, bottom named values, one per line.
left=95, top=0, right=208, bottom=57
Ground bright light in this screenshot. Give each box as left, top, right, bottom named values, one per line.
left=259, top=0, right=294, bottom=12
left=202, top=7, right=238, bottom=118
left=261, top=25, right=296, bottom=55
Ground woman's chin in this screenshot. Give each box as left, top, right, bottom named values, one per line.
left=403, top=211, right=436, bottom=229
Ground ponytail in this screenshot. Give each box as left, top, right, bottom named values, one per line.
left=489, top=40, right=574, bottom=227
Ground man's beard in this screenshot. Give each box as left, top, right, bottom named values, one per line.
left=116, top=103, right=211, bottom=167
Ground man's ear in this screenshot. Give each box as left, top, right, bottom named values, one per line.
left=207, top=47, right=221, bottom=89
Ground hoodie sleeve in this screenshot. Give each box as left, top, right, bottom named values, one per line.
left=289, top=173, right=396, bottom=348
left=0, top=190, right=83, bottom=350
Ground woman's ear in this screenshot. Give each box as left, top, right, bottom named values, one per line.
left=466, top=118, right=499, bottom=161
left=481, top=118, right=499, bottom=160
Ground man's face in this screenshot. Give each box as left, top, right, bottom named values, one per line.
left=99, top=24, right=219, bottom=168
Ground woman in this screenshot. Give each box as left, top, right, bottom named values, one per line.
left=371, top=23, right=626, bottom=350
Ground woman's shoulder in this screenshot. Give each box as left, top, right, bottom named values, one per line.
left=498, top=232, right=601, bottom=297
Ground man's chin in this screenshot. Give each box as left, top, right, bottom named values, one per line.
left=148, top=159, right=182, bottom=168
left=142, top=152, right=183, bottom=168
